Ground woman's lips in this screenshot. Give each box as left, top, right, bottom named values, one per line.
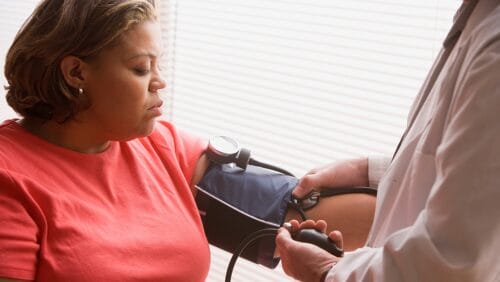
left=148, top=100, right=163, bottom=116
left=148, top=100, right=163, bottom=110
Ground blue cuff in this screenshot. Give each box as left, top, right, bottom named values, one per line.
left=197, top=164, right=299, bottom=225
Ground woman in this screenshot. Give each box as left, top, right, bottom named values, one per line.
left=0, top=0, right=210, bottom=281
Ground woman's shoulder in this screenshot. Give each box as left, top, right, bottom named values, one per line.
left=0, top=119, right=20, bottom=134
left=0, top=119, right=26, bottom=155
left=139, top=120, right=206, bottom=166
left=0, top=120, right=32, bottom=183
left=146, top=120, right=204, bottom=150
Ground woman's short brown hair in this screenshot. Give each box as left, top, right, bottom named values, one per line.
left=4, top=0, right=157, bottom=122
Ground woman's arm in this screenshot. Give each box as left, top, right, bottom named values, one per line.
left=285, top=191, right=376, bottom=251
left=190, top=154, right=210, bottom=196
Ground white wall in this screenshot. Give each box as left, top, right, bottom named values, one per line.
left=0, top=0, right=39, bottom=121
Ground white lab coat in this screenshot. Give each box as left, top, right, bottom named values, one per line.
left=327, top=0, right=500, bottom=281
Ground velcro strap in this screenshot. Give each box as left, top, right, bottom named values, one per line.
left=197, top=164, right=298, bottom=225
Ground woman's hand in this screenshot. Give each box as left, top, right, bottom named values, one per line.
left=275, top=220, right=343, bottom=282
left=293, top=157, right=369, bottom=198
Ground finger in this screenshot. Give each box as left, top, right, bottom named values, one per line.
left=275, top=227, right=294, bottom=256
left=328, top=230, right=344, bottom=250
left=298, top=219, right=327, bottom=232
left=287, top=219, right=300, bottom=232
left=314, top=220, right=327, bottom=233
left=275, top=227, right=291, bottom=257
left=298, top=219, right=317, bottom=230
left=292, top=184, right=312, bottom=199
left=298, top=166, right=339, bottom=194
left=293, top=174, right=321, bottom=198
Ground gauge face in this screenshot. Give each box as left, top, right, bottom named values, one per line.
left=209, top=136, right=240, bottom=156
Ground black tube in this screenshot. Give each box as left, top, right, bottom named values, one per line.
left=225, top=228, right=279, bottom=282
left=248, top=158, right=295, bottom=177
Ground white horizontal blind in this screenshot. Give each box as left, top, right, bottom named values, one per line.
left=161, top=0, right=459, bottom=281
left=158, top=0, right=176, bottom=118
left=164, top=0, right=459, bottom=177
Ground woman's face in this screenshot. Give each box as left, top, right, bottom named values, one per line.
left=82, top=20, right=166, bottom=141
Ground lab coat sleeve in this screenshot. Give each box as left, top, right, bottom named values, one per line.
left=367, top=155, right=391, bottom=188
left=326, top=33, right=500, bottom=282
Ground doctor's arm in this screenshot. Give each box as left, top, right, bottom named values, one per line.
left=284, top=155, right=391, bottom=250
left=280, top=42, right=500, bottom=282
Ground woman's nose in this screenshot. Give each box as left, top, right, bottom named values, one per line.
left=150, top=75, right=167, bottom=93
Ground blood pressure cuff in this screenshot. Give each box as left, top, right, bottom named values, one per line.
left=196, top=163, right=299, bottom=269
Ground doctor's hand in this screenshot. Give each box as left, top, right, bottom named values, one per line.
left=276, top=220, right=342, bottom=282
left=293, top=157, right=369, bottom=198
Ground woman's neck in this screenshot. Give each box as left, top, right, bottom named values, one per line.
left=18, top=118, right=110, bottom=154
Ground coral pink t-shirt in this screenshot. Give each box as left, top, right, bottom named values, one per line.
left=0, top=119, right=210, bottom=281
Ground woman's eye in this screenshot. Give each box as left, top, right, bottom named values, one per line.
left=133, top=68, right=150, bottom=75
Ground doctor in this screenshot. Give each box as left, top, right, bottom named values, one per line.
left=276, top=0, right=500, bottom=281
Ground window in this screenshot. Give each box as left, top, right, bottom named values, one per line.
left=158, top=0, right=460, bottom=280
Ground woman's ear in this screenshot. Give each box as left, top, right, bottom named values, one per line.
left=60, top=56, right=87, bottom=88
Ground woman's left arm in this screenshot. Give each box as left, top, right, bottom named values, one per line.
left=190, top=153, right=210, bottom=196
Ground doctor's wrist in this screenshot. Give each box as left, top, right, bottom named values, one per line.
left=319, top=261, right=337, bottom=282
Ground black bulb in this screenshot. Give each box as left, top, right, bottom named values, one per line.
left=292, top=228, right=344, bottom=257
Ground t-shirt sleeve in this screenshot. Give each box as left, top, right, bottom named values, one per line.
left=0, top=171, right=40, bottom=281
left=154, top=120, right=208, bottom=185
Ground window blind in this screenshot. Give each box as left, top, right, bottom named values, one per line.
left=163, top=0, right=459, bottom=176
left=160, top=0, right=460, bottom=280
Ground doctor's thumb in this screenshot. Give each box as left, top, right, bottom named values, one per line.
left=292, top=174, right=320, bottom=198
left=275, top=227, right=294, bottom=255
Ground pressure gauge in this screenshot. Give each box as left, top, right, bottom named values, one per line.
left=206, top=135, right=251, bottom=169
